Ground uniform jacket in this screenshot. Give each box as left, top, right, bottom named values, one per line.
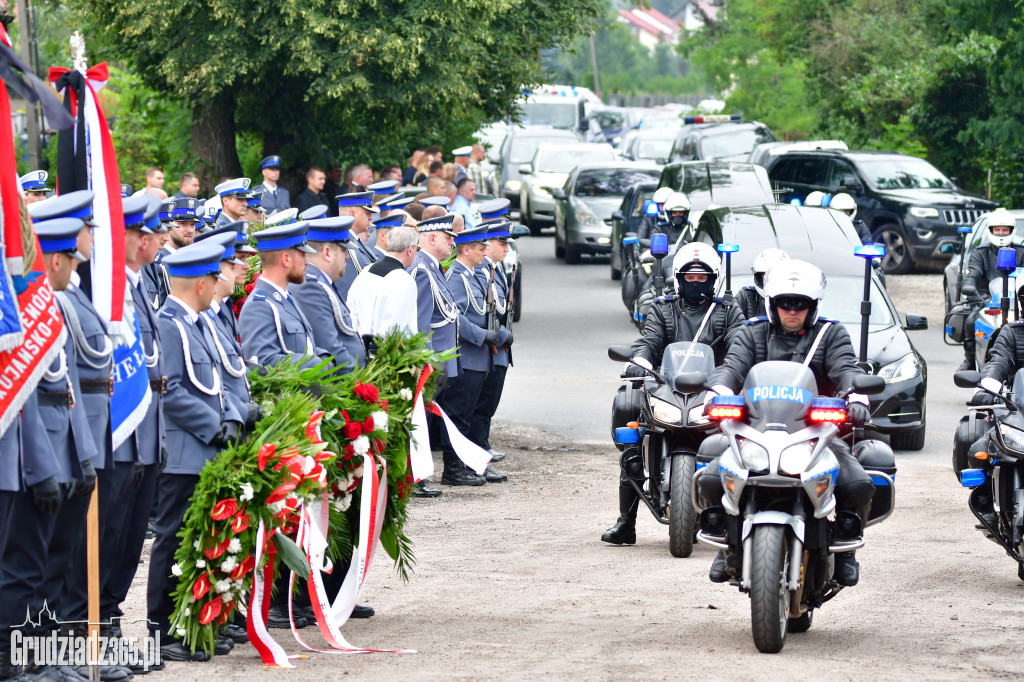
left=410, top=250, right=460, bottom=376
left=965, top=244, right=1024, bottom=293
left=157, top=297, right=242, bottom=475
left=290, top=263, right=365, bottom=374
left=206, top=301, right=251, bottom=423
left=215, top=212, right=239, bottom=229
left=447, top=259, right=506, bottom=373
left=734, top=286, right=765, bottom=320
left=632, top=296, right=744, bottom=368
left=708, top=317, right=864, bottom=398
left=474, top=260, right=512, bottom=367
left=238, top=277, right=322, bottom=369
left=58, top=283, right=113, bottom=469
left=253, top=183, right=291, bottom=215
left=333, top=237, right=380, bottom=300
left=4, top=394, right=60, bottom=490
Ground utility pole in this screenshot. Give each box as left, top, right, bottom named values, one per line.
left=589, top=32, right=601, bottom=101
left=15, top=0, right=40, bottom=169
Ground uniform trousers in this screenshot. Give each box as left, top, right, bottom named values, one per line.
left=102, top=462, right=160, bottom=619
left=0, top=491, right=14, bottom=563
left=0, top=491, right=58, bottom=649
left=437, top=369, right=487, bottom=472
left=147, top=473, right=199, bottom=636
left=37, top=490, right=90, bottom=636
left=469, top=364, right=506, bottom=450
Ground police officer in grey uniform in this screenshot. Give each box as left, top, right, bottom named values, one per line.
left=442, top=224, right=507, bottom=486
left=290, top=216, right=366, bottom=374
left=148, top=242, right=244, bottom=662
left=214, top=178, right=251, bottom=228
left=238, top=222, right=326, bottom=369
left=253, top=156, right=290, bottom=215
left=333, top=191, right=380, bottom=299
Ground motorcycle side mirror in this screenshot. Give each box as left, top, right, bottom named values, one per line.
left=962, top=285, right=977, bottom=298
left=953, top=370, right=981, bottom=389
left=608, top=345, right=632, bottom=363
left=511, top=225, right=531, bottom=238
left=851, top=374, right=886, bottom=396
left=673, top=371, right=707, bottom=394
left=631, top=356, right=654, bottom=372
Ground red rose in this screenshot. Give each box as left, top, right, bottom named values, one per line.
left=211, top=498, right=238, bottom=521
left=198, top=597, right=223, bottom=625
left=362, top=416, right=375, bottom=434
left=267, top=482, right=295, bottom=504
left=342, top=445, right=354, bottom=461
left=344, top=422, right=362, bottom=440
left=243, top=283, right=254, bottom=294
left=204, top=537, right=231, bottom=560
left=258, top=443, right=277, bottom=472
left=354, top=382, right=379, bottom=403
left=192, top=573, right=211, bottom=600
left=231, top=511, right=250, bottom=535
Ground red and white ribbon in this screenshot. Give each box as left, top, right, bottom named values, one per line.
left=246, top=519, right=295, bottom=668
left=409, top=365, right=435, bottom=481
left=426, top=402, right=491, bottom=474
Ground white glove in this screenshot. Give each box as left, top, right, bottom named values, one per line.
left=703, top=384, right=734, bottom=408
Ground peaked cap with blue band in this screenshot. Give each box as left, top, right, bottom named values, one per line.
left=28, top=190, right=96, bottom=225
left=123, top=194, right=155, bottom=234
left=260, top=155, right=282, bottom=169
left=252, top=221, right=317, bottom=253
left=307, top=216, right=354, bottom=243
left=20, top=170, right=47, bottom=192
left=417, top=214, right=456, bottom=236
left=477, top=198, right=510, bottom=220
left=194, top=229, right=245, bottom=266
left=336, top=191, right=379, bottom=213
left=34, top=218, right=87, bottom=260
left=162, top=241, right=229, bottom=280
left=453, top=224, right=488, bottom=244
left=214, top=177, right=250, bottom=198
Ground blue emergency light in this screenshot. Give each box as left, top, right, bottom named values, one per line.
left=957, top=226, right=973, bottom=234
left=790, top=198, right=802, bottom=206
left=960, top=469, right=986, bottom=488
left=643, top=200, right=658, bottom=215
left=821, top=194, right=832, bottom=207
left=997, top=247, right=1017, bottom=271
left=717, top=243, right=739, bottom=254
left=651, top=233, right=669, bottom=256
left=623, top=234, right=639, bottom=246
left=614, top=427, right=640, bottom=445
left=683, top=115, right=741, bottom=124
left=854, top=244, right=885, bottom=259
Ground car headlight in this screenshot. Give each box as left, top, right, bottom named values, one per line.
left=878, top=353, right=921, bottom=383
left=779, top=442, right=814, bottom=476
left=738, top=437, right=769, bottom=473
left=999, top=423, right=1024, bottom=451
left=534, top=185, right=550, bottom=196
left=909, top=206, right=939, bottom=219
left=505, top=180, right=522, bottom=193
left=687, top=405, right=710, bottom=425
left=613, top=136, right=622, bottom=144
left=575, top=209, right=602, bottom=227
left=649, top=396, right=682, bottom=424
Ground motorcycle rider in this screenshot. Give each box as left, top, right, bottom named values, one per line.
left=602, top=242, right=745, bottom=545
left=638, top=191, right=690, bottom=249
left=960, top=208, right=1024, bottom=371
left=829, top=192, right=872, bottom=244
left=636, top=186, right=673, bottom=242
left=697, top=260, right=875, bottom=586
left=734, top=248, right=790, bottom=319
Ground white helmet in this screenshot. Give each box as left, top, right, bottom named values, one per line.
left=804, top=191, right=826, bottom=207
left=664, top=191, right=690, bottom=213
left=829, top=192, right=858, bottom=220
left=672, top=242, right=720, bottom=300
left=751, top=248, right=790, bottom=296
left=987, top=208, right=1017, bottom=248
left=652, top=186, right=673, bottom=206
left=763, top=259, right=826, bottom=329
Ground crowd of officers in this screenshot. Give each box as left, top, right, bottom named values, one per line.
left=0, top=152, right=518, bottom=679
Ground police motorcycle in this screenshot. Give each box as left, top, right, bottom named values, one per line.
left=689, top=245, right=896, bottom=653
left=622, top=193, right=692, bottom=330
left=953, top=368, right=1024, bottom=582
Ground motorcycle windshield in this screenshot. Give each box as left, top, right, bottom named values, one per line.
left=661, top=341, right=715, bottom=385
left=741, top=361, right=818, bottom=430
left=1014, top=369, right=1024, bottom=412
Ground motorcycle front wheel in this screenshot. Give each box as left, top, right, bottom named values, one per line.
left=668, top=454, right=695, bottom=558
left=750, top=524, right=790, bottom=653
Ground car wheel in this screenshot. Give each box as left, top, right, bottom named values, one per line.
left=873, top=222, right=913, bottom=274
left=611, top=248, right=622, bottom=281
left=565, top=243, right=581, bottom=265
left=554, top=231, right=565, bottom=259
left=512, top=272, right=522, bottom=322
left=889, top=425, right=925, bottom=451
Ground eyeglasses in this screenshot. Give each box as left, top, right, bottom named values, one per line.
left=774, top=297, right=812, bottom=312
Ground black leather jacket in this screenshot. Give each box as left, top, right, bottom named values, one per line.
left=981, top=322, right=1024, bottom=385
left=733, top=286, right=764, bottom=320
left=965, top=244, right=1024, bottom=293
left=637, top=214, right=686, bottom=247
left=631, top=296, right=744, bottom=367
left=708, top=317, right=865, bottom=398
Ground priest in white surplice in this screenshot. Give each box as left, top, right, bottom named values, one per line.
left=347, top=217, right=420, bottom=339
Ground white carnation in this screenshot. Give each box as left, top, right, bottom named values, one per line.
left=331, top=495, right=352, bottom=513
left=352, top=465, right=364, bottom=479
left=171, top=563, right=183, bottom=577
left=193, top=540, right=200, bottom=550
left=221, top=556, right=238, bottom=573
left=267, top=500, right=285, bottom=514
left=176, top=628, right=186, bottom=637
left=399, top=388, right=413, bottom=401
left=371, top=411, right=388, bottom=433
left=215, top=579, right=231, bottom=593
left=196, top=559, right=206, bottom=569
left=301, top=456, right=315, bottom=475
left=183, top=607, right=191, bottom=617
left=187, top=595, right=196, bottom=604
left=353, top=435, right=370, bottom=456
left=239, top=482, right=254, bottom=502
left=228, top=539, right=242, bottom=554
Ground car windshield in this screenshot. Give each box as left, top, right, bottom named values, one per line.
left=574, top=169, right=661, bottom=197
left=537, top=148, right=615, bottom=173
left=700, top=128, right=774, bottom=159
left=521, top=101, right=578, bottom=128
left=636, top=138, right=674, bottom=160
left=593, top=111, right=625, bottom=128
left=509, top=135, right=573, bottom=164
left=856, top=157, right=954, bottom=190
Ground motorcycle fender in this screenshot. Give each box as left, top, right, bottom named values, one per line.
left=741, top=511, right=805, bottom=543
left=1013, top=489, right=1024, bottom=529
left=660, top=455, right=671, bottom=495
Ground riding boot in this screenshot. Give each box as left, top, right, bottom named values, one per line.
left=709, top=550, right=728, bottom=583
left=833, top=510, right=863, bottom=587
left=601, top=484, right=639, bottom=545
left=959, top=338, right=976, bottom=372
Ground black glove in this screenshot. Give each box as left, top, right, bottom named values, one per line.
left=73, top=460, right=97, bottom=498
left=847, top=402, right=870, bottom=427
left=31, top=476, right=61, bottom=515
left=624, top=363, right=646, bottom=378
left=483, top=329, right=500, bottom=347
left=245, top=402, right=265, bottom=431
left=971, top=391, right=997, bottom=406
left=132, top=460, right=145, bottom=488
left=161, top=442, right=169, bottom=463
left=212, top=421, right=242, bottom=449
left=504, top=330, right=514, bottom=347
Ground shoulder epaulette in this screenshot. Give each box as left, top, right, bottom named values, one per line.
left=158, top=309, right=175, bottom=319
left=817, top=315, right=838, bottom=323
left=746, top=316, right=769, bottom=325
left=252, top=291, right=268, bottom=301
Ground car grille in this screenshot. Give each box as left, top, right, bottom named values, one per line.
left=943, top=209, right=985, bottom=225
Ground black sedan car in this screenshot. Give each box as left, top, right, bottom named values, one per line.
left=692, top=203, right=929, bottom=450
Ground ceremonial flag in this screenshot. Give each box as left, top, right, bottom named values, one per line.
left=110, top=308, right=151, bottom=450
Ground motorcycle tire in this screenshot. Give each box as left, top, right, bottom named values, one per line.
left=750, top=524, right=790, bottom=654
left=668, top=454, right=696, bottom=558
left=787, top=610, right=813, bottom=634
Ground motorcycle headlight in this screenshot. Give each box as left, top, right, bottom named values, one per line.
left=878, top=353, right=921, bottom=383
left=998, top=423, right=1024, bottom=451
left=649, top=396, right=682, bottom=424
left=687, top=405, right=710, bottom=425
left=505, top=180, right=522, bottom=193
left=738, top=437, right=769, bottom=474
left=909, top=206, right=939, bottom=219
left=779, top=441, right=814, bottom=476
left=575, top=209, right=602, bottom=227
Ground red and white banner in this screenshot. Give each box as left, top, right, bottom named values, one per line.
left=246, top=520, right=295, bottom=668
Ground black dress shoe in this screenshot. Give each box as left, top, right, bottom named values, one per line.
left=709, top=550, right=729, bottom=583
left=487, top=449, right=506, bottom=463
left=440, top=468, right=485, bottom=486
left=482, top=467, right=507, bottom=483
left=350, top=604, right=374, bottom=619
left=70, top=664, right=132, bottom=681
left=216, top=636, right=232, bottom=654
left=267, top=605, right=308, bottom=629
left=145, top=518, right=156, bottom=540
left=158, top=640, right=209, bottom=663
left=223, top=623, right=249, bottom=644
left=600, top=516, right=636, bottom=545
left=412, top=481, right=442, bottom=498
